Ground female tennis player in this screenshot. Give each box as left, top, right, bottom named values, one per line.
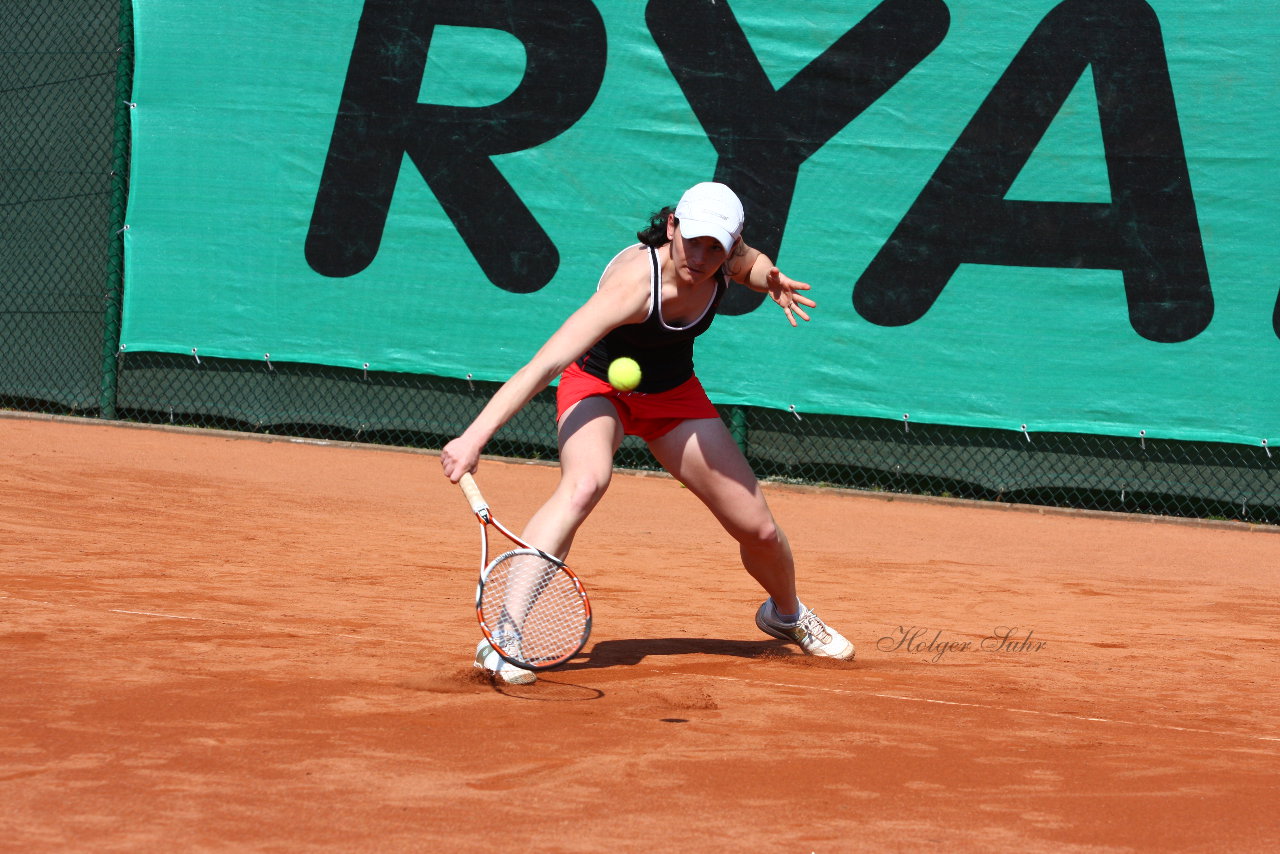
left=441, top=182, right=855, bottom=683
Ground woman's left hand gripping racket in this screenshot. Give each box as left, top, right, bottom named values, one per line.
left=458, top=473, right=592, bottom=672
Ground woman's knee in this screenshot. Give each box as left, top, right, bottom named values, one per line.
left=733, top=513, right=784, bottom=552
left=560, top=468, right=612, bottom=517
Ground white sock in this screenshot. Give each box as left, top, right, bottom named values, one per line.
left=773, top=600, right=801, bottom=624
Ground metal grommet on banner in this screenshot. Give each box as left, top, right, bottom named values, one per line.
left=902, top=413, right=910, bottom=434
left=1263, top=439, right=1272, bottom=459
left=1139, top=429, right=1146, bottom=450
left=1020, top=424, right=1031, bottom=443
left=264, top=353, right=273, bottom=372
left=789, top=405, right=802, bottom=422
left=466, top=373, right=475, bottom=392
left=363, top=362, right=370, bottom=381
left=191, top=347, right=200, bottom=365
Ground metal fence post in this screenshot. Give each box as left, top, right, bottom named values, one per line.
left=98, top=0, right=135, bottom=420
left=728, top=405, right=748, bottom=457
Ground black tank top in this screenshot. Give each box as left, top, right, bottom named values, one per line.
left=576, top=245, right=728, bottom=393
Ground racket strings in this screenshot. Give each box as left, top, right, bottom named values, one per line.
left=481, top=550, right=586, bottom=665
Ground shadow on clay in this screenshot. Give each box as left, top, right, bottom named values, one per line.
left=563, top=636, right=788, bottom=670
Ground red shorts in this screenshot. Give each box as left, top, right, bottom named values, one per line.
left=555, top=362, right=719, bottom=442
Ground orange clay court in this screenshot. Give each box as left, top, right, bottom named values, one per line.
left=1, top=414, right=1277, bottom=853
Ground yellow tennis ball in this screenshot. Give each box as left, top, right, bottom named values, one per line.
left=607, top=357, right=641, bottom=392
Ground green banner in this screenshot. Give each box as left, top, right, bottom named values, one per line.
left=121, top=1, right=1280, bottom=446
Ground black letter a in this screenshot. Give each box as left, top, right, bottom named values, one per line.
left=854, top=0, right=1211, bottom=343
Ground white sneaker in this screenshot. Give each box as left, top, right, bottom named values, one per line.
left=474, top=638, right=537, bottom=685
left=755, top=600, right=855, bottom=660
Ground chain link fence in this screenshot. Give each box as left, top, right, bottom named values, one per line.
left=99, top=352, right=1277, bottom=525
left=4, top=1, right=1277, bottom=526
left=1, top=1, right=128, bottom=416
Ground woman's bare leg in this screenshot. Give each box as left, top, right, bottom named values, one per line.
left=647, top=417, right=800, bottom=615
left=519, top=396, right=624, bottom=559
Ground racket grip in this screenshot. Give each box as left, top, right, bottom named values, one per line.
left=458, top=472, right=490, bottom=518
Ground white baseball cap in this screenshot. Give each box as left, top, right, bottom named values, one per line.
left=674, top=182, right=744, bottom=254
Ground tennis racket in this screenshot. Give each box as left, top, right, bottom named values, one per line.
left=458, top=473, right=591, bottom=671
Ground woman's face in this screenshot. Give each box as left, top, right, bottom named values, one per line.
left=667, top=215, right=728, bottom=285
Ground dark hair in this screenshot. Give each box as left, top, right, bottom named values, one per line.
left=636, top=205, right=677, bottom=247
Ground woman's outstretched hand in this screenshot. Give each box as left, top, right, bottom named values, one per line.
left=765, top=267, right=816, bottom=327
